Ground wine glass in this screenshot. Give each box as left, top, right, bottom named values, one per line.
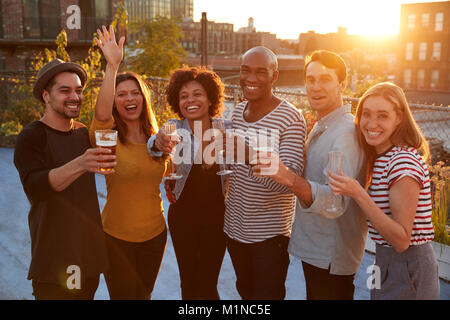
left=249, top=134, right=276, bottom=163
left=326, top=151, right=344, bottom=213
left=163, top=122, right=183, bottom=180
left=212, top=120, right=233, bottom=176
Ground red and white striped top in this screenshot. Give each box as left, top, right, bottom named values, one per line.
left=368, top=146, right=434, bottom=246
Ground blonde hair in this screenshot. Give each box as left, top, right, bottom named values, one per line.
left=354, top=82, right=430, bottom=187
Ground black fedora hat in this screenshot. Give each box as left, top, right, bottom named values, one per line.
left=33, top=59, right=87, bottom=102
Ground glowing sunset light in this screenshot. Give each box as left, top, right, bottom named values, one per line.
left=194, top=0, right=443, bottom=39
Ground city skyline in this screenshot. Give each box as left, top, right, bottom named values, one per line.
left=193, top=0, right=446, bottom=39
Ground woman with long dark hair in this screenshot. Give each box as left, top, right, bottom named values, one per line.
left=89, top=25, right=168, bottom=300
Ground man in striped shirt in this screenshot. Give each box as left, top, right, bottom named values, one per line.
left=224, top=46, right=306, bottom=300
left=253, top=50, right=367, bottom=300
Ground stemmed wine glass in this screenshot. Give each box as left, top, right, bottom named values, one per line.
left=212, top=120, right=233, bottom=176
left=326, top=151, right=344, bottom=214
left=164, top=122, right=183, bottom=180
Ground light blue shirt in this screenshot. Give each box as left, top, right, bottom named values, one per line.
left=288, top=105, right=368, bottom=275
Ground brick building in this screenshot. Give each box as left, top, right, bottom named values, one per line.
left=0, top=0, right=120, bottom=72
left=179, top=16, right=280, bottom=58
left=125, top=0, right=171, bottom=22
left=397, top=1, right=449, bottom=104
left=170, top=0, right=193, bottom=20
left=179, top=19, right=234, bottom=56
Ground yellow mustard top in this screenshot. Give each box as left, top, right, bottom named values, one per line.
left=89, top=116, right=167, bottom=242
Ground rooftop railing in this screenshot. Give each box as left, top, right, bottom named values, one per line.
left=1, top=72, right=448, bottom=163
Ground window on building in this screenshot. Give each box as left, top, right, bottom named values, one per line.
left=422, top=13, right=430, bottom=27
left=0, top=51, right=4, bottom=70
left=419, top=42, right=427, bottom=61
left=39, top=0, right=60, bottom=39
left=435, top=12, right=443, bottom=31
left=95, top=0, right=109, bottom=17
left=417, top=69, right=425, bottom=88
left=407, top=14, right=416, bottom=29
left=404, top=69, right=412, bottom=87
left=0, top=1, right=3, bottom=38
left=22, top=0, right=60, bottom=39
left=22, top=0, right=40, bottom=38
left=405, top=42, right=414, bottom=61
left=432, top=42, right=441, bottom=61
left=430, top=70, right=439, bottom=88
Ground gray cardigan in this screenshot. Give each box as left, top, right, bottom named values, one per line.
left=147, top=118, right=232, bottom=200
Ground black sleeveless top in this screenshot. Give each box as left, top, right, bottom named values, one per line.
left=171, top=163, right=225, bottom=226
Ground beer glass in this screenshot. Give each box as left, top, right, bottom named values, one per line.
left=212, top=120, right=233, bottom=176
left=163, top=122, right=183, bottom=180
left=326, top=151, right=344, bottom=215
left=95, top=129, right=117, bottom=172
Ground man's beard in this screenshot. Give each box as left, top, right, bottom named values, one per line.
left=52, top=101, right=81, bottom=119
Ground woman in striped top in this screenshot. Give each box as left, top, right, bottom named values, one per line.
left=328, top=82, right=439, bottom=300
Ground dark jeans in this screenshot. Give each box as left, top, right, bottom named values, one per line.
left=168, top=208, right=226, bottom=300
left=302, top=261, right=355, bottom=300
left=32, top=275, right=100, bottom=300
left=226, top=234, right=290, bottom=300
left=104, top=228, right=167, bottom=300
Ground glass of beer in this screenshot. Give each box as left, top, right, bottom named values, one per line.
left=95, top=129, right=117, bottom=172
left=163, top=122, right=183, bottom=180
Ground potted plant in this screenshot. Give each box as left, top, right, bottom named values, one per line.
left=0, top=120, right=22, bottom=148
left=430, top=162, right=450, bottom=282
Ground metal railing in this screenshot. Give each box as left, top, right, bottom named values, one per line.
left=1, top=72, right=449, bottom=163
left=146, top=77, right=450, bottom=164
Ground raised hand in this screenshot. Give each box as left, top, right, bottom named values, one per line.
left=95, top=25, right=125, bottom=68
left=155, top=129, right=175, bottom=154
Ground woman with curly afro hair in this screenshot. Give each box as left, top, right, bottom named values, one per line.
left=148, top=65, right=231, bottom=299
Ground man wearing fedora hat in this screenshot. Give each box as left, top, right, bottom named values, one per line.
left=13, top=59, right=115, bottom=299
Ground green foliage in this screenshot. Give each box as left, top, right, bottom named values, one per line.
left=1, top=35, right=69, bottom=127
left=0, top=121, right=23, bottom=136
left=143, top=76, right=178, bottom=127
left=111, top=0, right=128, bottom=36
left=126, top=16, right=187, bottom=78
left=430, top=162, right=450, bottom=246
left=77, top=42, right=103, bottom=126
left=343, top=76, right=385, bottom=113
left=0, top=2, right=129, bottom=128
left=344, top=76, right=385, bottom=99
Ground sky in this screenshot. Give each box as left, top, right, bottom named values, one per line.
left=193, top=0, right=446, bottom=39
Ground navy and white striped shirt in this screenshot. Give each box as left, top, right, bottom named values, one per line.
left=224, top=100, right=306, bottom=243
left=368, top=146, right=434, bottom=246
